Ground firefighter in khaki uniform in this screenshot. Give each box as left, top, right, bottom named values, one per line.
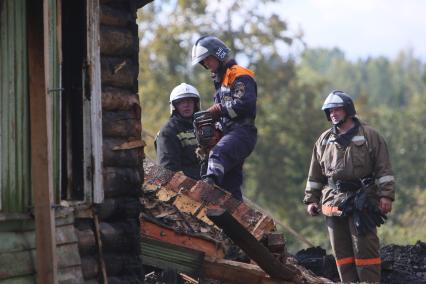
left=304, top=90, right=395, bottom=283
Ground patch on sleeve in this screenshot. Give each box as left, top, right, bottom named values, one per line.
left=233, top=82, right=246, bottom=98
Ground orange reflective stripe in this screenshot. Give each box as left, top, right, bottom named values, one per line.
left=222, top=65, right=255, bottom=86
left=355, top=257, right=381, bottom=266
left=321, top=205, right=342, bottom=216
left=336, top=256, right=355, bottom=266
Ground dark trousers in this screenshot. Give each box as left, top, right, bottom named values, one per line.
left=326, top=216, right=381, bottom=283
left=204, top=125, right=256, bottom=200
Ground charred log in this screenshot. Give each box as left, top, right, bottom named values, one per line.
left=101, top=57, right=138, bottom=90
left=100, top=26, right=137, bottom=56
left=99, top=220, right=140, bottom=253
left=81, top=256, right=99, bottom=280
left=96, top=197, right=142, bottom=220
left=103, top=253, right=143, bottom=277
left=102, top=86, right=140, bottom=111
left=103, top=138, right=142, bottom=167
left=207, top=208, right=300, bottom=281
left=100, top=4, right=133, bottom=27
left=76, top=228, right=97, bottom=256
left=103, top=110, right=141, bottom=138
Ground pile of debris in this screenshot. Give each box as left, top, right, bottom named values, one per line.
left=140, top=160, right=333, bottom=284
left=380, top=241, right=426, bottom=284
left=294, top=241, right=426, bottom=284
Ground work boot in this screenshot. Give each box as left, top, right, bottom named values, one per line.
left=202, top=176, right=216, bottom=186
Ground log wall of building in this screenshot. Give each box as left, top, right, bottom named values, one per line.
left=74, top=0, right=148, bottom=283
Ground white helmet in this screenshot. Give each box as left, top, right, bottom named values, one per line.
left=169, top=83, right=201, bottom=114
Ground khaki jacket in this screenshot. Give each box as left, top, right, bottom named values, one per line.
left=304, top=120, right=395, bottom=216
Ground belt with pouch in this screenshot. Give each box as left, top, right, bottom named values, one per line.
left=328, top=175, right=374, bottom=193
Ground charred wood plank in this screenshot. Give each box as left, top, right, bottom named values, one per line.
left=266, top=232, right=286, bottom=254
left=203, top=256, right=292, bottom=284
left=207, top=208, right=300, bottom=281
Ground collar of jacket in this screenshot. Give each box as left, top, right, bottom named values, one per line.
left=213, top=59, right=236, bottom=87
left=171, top=113, right=193, bottom=125
left=222, top=61, right=255, bottom=87
left=332, top=117, right=361, bottom=147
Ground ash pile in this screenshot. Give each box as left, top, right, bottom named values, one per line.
left=380, top=240, right=426, bottom=284
left=294, top=241, right=426, bottom=284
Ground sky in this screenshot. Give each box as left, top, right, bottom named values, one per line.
left=277, top=0, right=426, bottom=61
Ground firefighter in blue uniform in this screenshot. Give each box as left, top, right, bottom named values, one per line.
left=192, top=35, right=257, bottom=200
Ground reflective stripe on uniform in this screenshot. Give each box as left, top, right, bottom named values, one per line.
left=378, top=175, right=394, bottom=184
left=355, top=257, right=381, bottom=266
left=322, top=205, right=342, bottom=216
left=352, top=135, right=366, bottom=142
left=226, top=106, right=238, bottom=118
left=336, top=256, right=355, bottom=266
left=306, top=181, right=323, bottom=189
left=208, top=160, right=224, bottom=174
left=221, top=86, right=230, bottom=93
left=177, top=132, right=198, bottom=146
left=321, top=138, right=334, bottom=145
left=321, top=135, right=366, bottom=145
left=177, top=132, right=195, bottom=140
left=180, top=139, right=198, bottom=146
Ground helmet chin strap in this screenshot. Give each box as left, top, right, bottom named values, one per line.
left=333, top=115, right=348, bottom=127
left=213, top=62, right=226, bottom=84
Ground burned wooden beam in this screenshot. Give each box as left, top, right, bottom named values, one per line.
left=266, top=232, right=286, bottom=254
left=203, top=256, right=292, bottom=284
left=207, top=208, right=300, bottom=282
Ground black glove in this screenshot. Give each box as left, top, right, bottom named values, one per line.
left=366, top=201, right=387, bottom=227
left=353, top=190, right=387, bottom=235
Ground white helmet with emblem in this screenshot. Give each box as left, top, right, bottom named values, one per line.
left=169, top=83, right=201, bottom=114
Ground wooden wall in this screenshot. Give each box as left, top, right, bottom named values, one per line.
left=0, top=213, right=83, bottom=283
left=74, top=0, right=147, bottom=283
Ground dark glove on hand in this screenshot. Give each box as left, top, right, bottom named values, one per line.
left=207, top=104, right=222, bottom=119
